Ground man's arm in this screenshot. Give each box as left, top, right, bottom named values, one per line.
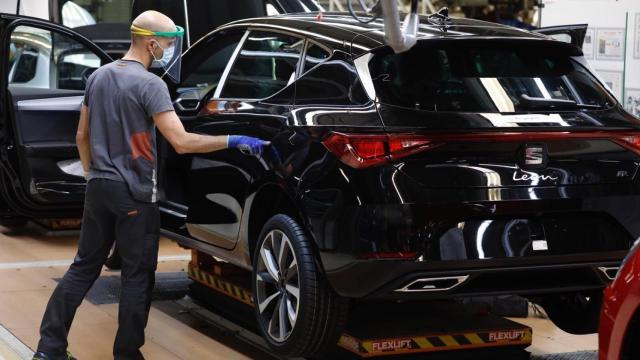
left=153, top=110, right=269, bottom=155
left=76, top=104, right=91, bottom=177
left=153, top=111, right=227, bottom=154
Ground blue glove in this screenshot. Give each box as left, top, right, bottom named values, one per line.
left=228, top=135, right=271, bottom=157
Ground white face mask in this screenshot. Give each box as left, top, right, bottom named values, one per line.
left=151, top=41, right=174, bottom=67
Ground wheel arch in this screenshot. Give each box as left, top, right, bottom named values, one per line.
left=245, top=182, right=316, bottom=264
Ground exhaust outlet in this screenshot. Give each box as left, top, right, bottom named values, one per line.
left=395, top=275, right=469, bottom=292
left=598, top=267, right=620, bottom=281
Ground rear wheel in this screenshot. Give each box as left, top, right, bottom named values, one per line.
left=539, top=291, right=602, bottom=334
left=252, top=214, right=348, bottom=357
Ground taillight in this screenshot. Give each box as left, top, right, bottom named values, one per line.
left=614, top=135, right=640, bottom=154
left=322, top=131, right=640, bottom=168
left=322, top=132, right=441, bottom=168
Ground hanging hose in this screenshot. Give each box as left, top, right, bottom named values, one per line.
left=347, top=0, right=380, bottom=24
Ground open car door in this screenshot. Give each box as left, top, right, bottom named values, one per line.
left=535, top=24, right=588, bottom=48
left=0, top=14, right=112, bottom=218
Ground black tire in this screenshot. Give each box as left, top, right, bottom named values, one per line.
left=539, top=291, right=602, bottom=334
left=252, top=214, right=348, bottom=358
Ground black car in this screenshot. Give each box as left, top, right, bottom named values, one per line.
left=1, top=12, right=638, bottom=357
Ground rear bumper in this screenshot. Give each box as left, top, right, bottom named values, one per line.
left=324, top=255, right=624, bottom=299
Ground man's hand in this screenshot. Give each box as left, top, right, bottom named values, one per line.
left=228, top=135, right=271, bottom=157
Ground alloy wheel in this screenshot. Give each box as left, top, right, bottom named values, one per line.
left=255, top=229, right=300, bottom=342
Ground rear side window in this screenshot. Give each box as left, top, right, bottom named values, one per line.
left=368, top=41, right=615, bottom=113
left=220, top=31, right=304, bottom=99
left=302, top=42, right=331, bottom=74
left=295, top=57, right=369, bottom=106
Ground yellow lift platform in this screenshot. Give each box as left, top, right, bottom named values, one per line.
left=187, top=250, right=533, bottom=359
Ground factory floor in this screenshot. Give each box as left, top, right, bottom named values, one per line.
left=0, top=223, right=598, bottom=360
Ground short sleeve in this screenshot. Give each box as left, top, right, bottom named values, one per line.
left=141, top=77, right=174, bottom=117
left=83, top=71, right=96, bottom=106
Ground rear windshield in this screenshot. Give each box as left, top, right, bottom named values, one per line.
left=368, top=41, right=615, bottom=113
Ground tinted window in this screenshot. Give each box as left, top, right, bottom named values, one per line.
left=303, top=42, right=331, bottom=74
left=296, top=59, right=369, bottom=106
left=220, top=31, right=303, bottom=99
left=179, top=32, right=243, bottom=94
left=369, top=41, right=615, bottom=113
left=8, top=25, right=103, bottom=90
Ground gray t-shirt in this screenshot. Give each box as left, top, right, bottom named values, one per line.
left=83, top=59, right=174, bottom=203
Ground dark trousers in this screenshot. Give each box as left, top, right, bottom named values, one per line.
left=37, top=179, right=160, bottom=360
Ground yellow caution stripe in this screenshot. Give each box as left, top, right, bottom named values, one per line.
left=188, top=264, right=254, bottom=307
left=338, top=328, right=532, bottom=358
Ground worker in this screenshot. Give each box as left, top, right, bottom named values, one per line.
left=32, top=10, right=269, bottom=360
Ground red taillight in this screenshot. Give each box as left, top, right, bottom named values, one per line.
left=614, top=135, right=640, bottom=154
left=323, top=131, right=640, bottom=168
left=322, top=132, right=440, bottom=168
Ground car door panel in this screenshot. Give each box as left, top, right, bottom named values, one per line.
left=1, top=16, right=111, bottom=213
left=181, top=29, right=302, bottom=249
left=160, top=28, right=301, bottom=250
left=10, top=91, right=85, bottom=203
left=183, top=103, right=287, bottom=249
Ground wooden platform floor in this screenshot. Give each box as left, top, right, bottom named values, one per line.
left=0, top=223, right=598, bottom=359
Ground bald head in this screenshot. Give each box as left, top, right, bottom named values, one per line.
left=133, top=10, right=175, bottom=33
left=131, top=10, right=176, bottom=47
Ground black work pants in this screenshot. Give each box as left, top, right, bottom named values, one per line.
left=36, top=179, right=160, bottom=360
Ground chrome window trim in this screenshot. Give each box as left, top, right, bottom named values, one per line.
left=182, top=0, right=191, bottom=47
left=215, top=22, right=372, bottom=52
left=296, top=38, right=310, bottom=79
left=213, top=30, right=250, bottom=99
left=354, top=52, right=376, bottom=100
left=299, top=38, right=333, bottom=78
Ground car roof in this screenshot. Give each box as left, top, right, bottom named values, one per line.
left=224, top=12, right=547, bottom=51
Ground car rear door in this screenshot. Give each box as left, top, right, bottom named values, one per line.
left=160, top=27, right=303, bottom=250
left=0, top=14, right=112, bottom=217
left=535, top=24, right=588, bottom=48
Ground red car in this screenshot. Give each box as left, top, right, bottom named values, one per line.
left=600, top=240, right=640, bottom=360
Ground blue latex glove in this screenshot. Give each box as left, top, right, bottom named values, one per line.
left=228, top=135, right=271, bottom=157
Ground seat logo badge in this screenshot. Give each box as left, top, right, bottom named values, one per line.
left=525, top=147, right=544, bottom=166
left=519, top=143, right=549, bottom=170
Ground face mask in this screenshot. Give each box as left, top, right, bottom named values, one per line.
left=151, top=41, right=174, bottom=67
